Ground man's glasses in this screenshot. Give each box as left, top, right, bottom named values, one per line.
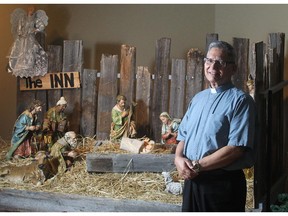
left=204, top=57, right=235, bottom=68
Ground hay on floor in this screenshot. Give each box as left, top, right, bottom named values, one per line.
left=0, top=136, right=254, bottom=208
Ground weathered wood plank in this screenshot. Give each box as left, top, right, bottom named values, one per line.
left=119, top=44, right=136, bottom=105
left=267, top=34, right=285, bottom=189
left=268, top=32, right=285, bottom=82
left=205, top=33, right=218, bottom=53
left=47, top=45, right=63, bottom=109
left=135, top=66, right=151, bottom=138
left=151, top=38, right=171, bottom=142
left=96, top=54, right=118, bottom=140
left=253, top=41, right=266, bottom=207
left=81, top=69, right=97, bottom=137
left=233, top=37, right=249, bottom=92
left=19, top=72, right=80, bottom=91
left=0, top=189, right=181, bottom=212
left=185, top=48, right=204, bottom=109
left=62, top=40, right=84, bottom=134
left=86, top=153, right=175, bottom=173
left=169, top=59, right=186, bottom=118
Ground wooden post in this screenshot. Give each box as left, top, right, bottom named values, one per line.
left=185, top=48, right=204, bottom=109
left=151, top=38, right=171, bottom=142
left=266, top=33, right=285, bottom=208
left=62, top=40, right=84, bottom=134
left=205, top=33, right=218, bottom=53
left=47, top=45, right=63, bottom=109
left=96, top=54, right=118, bottom=140
left=169, top=59, right=186, bottom=119
left=268, top=33, right=285, bottom=82
left=135, top=66, right=151, bottom=138
left=119, top=44, right=136, bottom=105
left=81, top=69, right=97, bottom=137
left=252, top=42, right=265, bottom=208
left=233, top=38, right=250, bottom=92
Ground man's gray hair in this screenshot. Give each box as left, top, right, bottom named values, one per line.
left=207, top=41, right=236, bottom=63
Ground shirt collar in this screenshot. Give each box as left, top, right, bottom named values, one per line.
left=210, top=82, right=234, bottom=94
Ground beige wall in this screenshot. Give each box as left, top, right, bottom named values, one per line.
left=215, top=4, right=288, bottom=79
left=1, top=4, right=288, bottom=140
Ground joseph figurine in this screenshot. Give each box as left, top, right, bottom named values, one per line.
left=110, top=95, right=137, bottom=141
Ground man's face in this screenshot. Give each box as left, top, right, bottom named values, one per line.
left=59, top=104, right=67, bottom=112
left=204, top=47, right=235, bottom=86
left=35, top=106, right=42, bottom=113
left=66, top=132, right=77, bottom=148
left=118, top=99, right=126, bottom=109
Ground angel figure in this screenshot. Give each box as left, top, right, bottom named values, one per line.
left=7, top=7, right=49, bottom=78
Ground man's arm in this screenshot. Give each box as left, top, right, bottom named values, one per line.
left=198, top=145, right=245, bottom=171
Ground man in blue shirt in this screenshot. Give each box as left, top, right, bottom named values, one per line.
left=175, top=41, right=256, bottom=212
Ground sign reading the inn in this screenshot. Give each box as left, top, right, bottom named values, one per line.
left=19, top=72, right=81, bottom=91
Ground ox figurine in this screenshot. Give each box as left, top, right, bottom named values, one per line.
left=0, top=151, right=50, bottom=185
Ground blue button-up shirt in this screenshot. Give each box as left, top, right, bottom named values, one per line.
left=177, top=83, right=256, bottom=170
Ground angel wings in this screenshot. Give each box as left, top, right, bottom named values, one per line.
left=8, top=8, right=49, bottom=78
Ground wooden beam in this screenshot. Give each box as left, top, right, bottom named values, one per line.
left=86, top=153, right=176, bottom=173
left=96, top=54, right=118, bottom=140
left=169, top=59, right=186, bottom=119
left=151, top=38, right=171, bottom=142
left=0, top=189, right=181, bottom=212
left=62, top=40, right=84, bottom=134
left=233, top=37, right=250, bottom=92
left=185, top=48, right=204, bottom=109
left=120, top=44, right=136, bottom=105
left=81, top=69, right=97, bottom=137
left=47, top=45, right=63, bottom=109
left=135, top=66, right=151, bottom=138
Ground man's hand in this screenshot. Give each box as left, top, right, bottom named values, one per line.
left=174, top=156, right=198, bottom=180
left=26, top=125, right=36, bottom=131
left=121, top=110, right=129, bottom=118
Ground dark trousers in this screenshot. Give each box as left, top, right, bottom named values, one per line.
left=182, top=169, right=247, bottom=212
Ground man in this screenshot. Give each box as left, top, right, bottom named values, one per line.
left=110, top=95, right=137, bottom=141
left=6, top=100, right=43, bottom=160
left=175, top=41, right=255, bottom=212
left=42, top=96, right=69, bottom=149
left=49, top=131, right=78, bottom=174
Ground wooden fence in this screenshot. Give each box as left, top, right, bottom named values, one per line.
left=16, top=32, right=287, bottom=210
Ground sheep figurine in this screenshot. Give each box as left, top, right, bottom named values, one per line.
left=161, top=171, right=183, bottom=195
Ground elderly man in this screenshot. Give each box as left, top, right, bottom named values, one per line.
left=49, top=131, right=78, bottom=174
left=110, top=95, right=137, bottom=141
left=175, top=41, right=256, bottom=212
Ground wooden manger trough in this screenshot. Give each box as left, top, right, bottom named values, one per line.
left=86, top=153, right=176, bottom=173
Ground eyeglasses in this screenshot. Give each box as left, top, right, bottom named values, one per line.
left=204, top=57, right=234, bottom=68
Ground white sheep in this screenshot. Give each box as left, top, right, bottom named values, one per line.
left=161, top=171, right=183, bottom=195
